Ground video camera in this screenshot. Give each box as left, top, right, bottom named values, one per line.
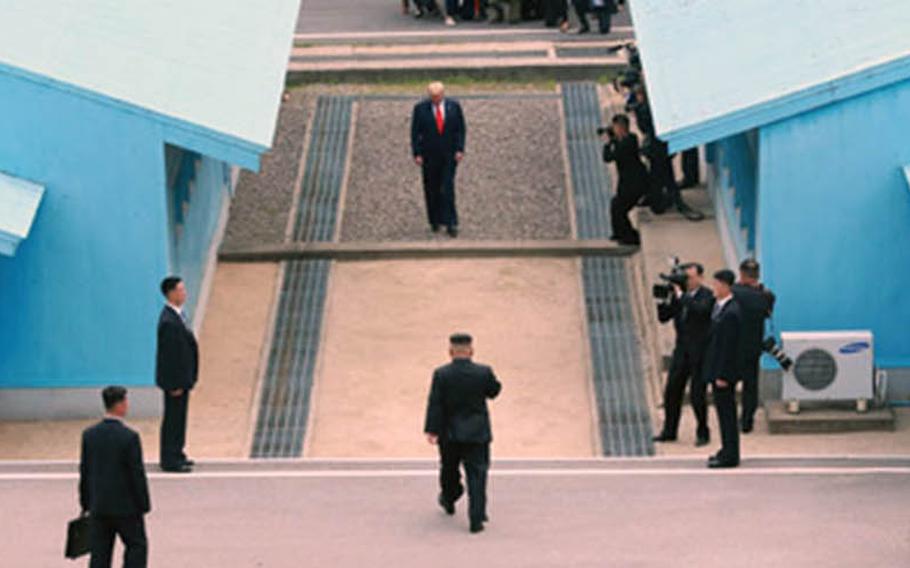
left=596, top=126, right=616, bottom=138
left=652, top=257, right=689, bottom=301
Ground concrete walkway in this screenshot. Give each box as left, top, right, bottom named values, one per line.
left=3, top=458, right=908, bottom=567
left=306, top=258, right=598, bottom=457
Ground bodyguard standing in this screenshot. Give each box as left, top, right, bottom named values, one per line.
left=732, top=259, right=776, bottom=433
left=424, top=333, right=501, bottom=533
left=79, top=386, right=151, bottom=568
left=703, top=270, right=742, bottom=468
left=411, top=81, right=466, bottom=238
left=653, top=263, right=714, bottom=446
left=156, top=276, right=198, bottom=473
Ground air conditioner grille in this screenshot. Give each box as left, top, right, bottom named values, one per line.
left=793, top=348, right=838, bottom=391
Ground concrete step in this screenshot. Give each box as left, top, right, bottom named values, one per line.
left=219, top=238, right=637, bottom=262
left=766, top=400, right=897, bottom=434
left=287, top=39, right=627, bottom=81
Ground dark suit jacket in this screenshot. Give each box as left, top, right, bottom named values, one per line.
left=732, top=283, right=776, bottom=360
left=424, top=358, right=501, bottom=444
left=79, top=418, right=151, bottom=517
left=657, top=286, right=714, bottom=360
left=702, top=298, right=742, bottom=385
left=410, top=98, right=466, bottom=162
left=155, top=306, right=199, bottom=391
left=603, top=133, right=649, bottom=195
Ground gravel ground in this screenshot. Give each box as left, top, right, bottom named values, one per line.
left=221, top=91, right=312, bottom=249
left=340, top=96, right=571, bottom=241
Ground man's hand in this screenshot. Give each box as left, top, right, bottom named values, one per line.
left=414, top=156, right=423, bottom=166
left=715, top=379, right=729, bottom=388
left=426, top=433, right=438, bottom=445
left=169, top=389, right=184, bottom=397
left=455, top=152, right=464, bottom=163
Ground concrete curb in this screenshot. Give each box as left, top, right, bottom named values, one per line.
left=287, top=61, right=622, bottom=84
left=219, top=239, right=637, bottom=262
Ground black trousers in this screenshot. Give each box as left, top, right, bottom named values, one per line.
left=160, top=390, right=189, bottom=467
left=421, top=158, right=458, bottom=228
left=660, top=349, right=708, bottom=438
left=573, top=0, right=612, bottom=32
left=647, top=142, right=679, bottom=212
left=610, top=181, right=644, bottom=242
left=542, top=0, right=567, bottom=25
left=439, top=441, right=490, bottom=525
left=739, top=354, right=761, bottom=426
left=90, top=515, right=147, bottom=568
left=680, top=147, right=700, bottom=186
left=712, top=382, right=740, bottom=462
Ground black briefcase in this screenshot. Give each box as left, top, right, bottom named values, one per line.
left=65, top=514, right=91, bottom=559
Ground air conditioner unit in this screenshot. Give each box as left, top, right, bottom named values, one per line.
left=781, top=330, right=874, bottom=412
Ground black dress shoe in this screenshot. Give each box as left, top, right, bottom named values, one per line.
left=160, top=463, right=192, bottom=473
left=438, top=493, right=455, bottom=515
left=695, top=435, right=710, bottom=447
left=431, top=224, right=441, bottom=233
left=652, top=433, right=677, bottom=443
left=707, top=456, right=739, bottom=469
left=741, top=421, right=754, bottom=434
left=182, top=458, right=196, bottom=467
left=447, top=226, right=458, bottom=238
left=470, top=522, right=484, bottom=534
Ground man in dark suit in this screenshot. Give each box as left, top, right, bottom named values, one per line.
left=653, top=263, right=714, bottom=446
left=732, top=259, right=776, bottom=433
left=602, top=113, right=648, bottom=245
left=155, top=276, right=198, bottom=473
left=703, top=270, right=742, bottom=468
left=79, top=386, right=151, bottom=568
left=424, top=333, right=502, bottom=534
left=411, top=81, right=466, bottom=238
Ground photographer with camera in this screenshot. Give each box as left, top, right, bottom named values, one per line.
left=732, top=259, right=776, bottom=433
left=601, top=114, right=648, bottom=246
left=652, top=261, right=714, bottom=446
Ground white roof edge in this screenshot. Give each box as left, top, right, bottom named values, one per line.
left=0, top=171, right=45, bottom=256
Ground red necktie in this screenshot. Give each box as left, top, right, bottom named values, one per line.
left=435, top=104, right=444, bottom=134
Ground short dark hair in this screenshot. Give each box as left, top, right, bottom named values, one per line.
left=450, top=333, right=473, bottom=346
left=160, top=276, right=182, bottom=297
left=714, top=269, right=735, bottom=286
left=681, top=262, right=704, bottom=275
left=739, top=258, right=760, bottom=279
left=611, top=114, right=630, bottom=128
left=102, top=386, right=127, bottom=410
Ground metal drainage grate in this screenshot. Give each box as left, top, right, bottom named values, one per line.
left=562, top=82, right=653, bottom=456
left=251, top=96, right=353, bottom=458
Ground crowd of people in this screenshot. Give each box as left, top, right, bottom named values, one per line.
left=652, top=259, right=776, bottom=468
left=401, top=0, right=624, bottom=32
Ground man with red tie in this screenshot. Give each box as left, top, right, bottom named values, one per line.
left=410, top=81, right=467, bottom=237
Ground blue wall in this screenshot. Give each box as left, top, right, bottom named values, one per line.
left=707, top=130, right=759, bottom=261
left=757, top=77, right=910, bottom=368
left=164, top=147, right=231, bottom=321
left=0, top=70, right=232, bottom=388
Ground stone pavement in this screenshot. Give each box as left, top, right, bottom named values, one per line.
left=3, top=458, right=909, bottom=567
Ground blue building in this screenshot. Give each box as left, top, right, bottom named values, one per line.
left=0, top=2, right=299, bottom=415
left=630, top=1, right=910, bottom=395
